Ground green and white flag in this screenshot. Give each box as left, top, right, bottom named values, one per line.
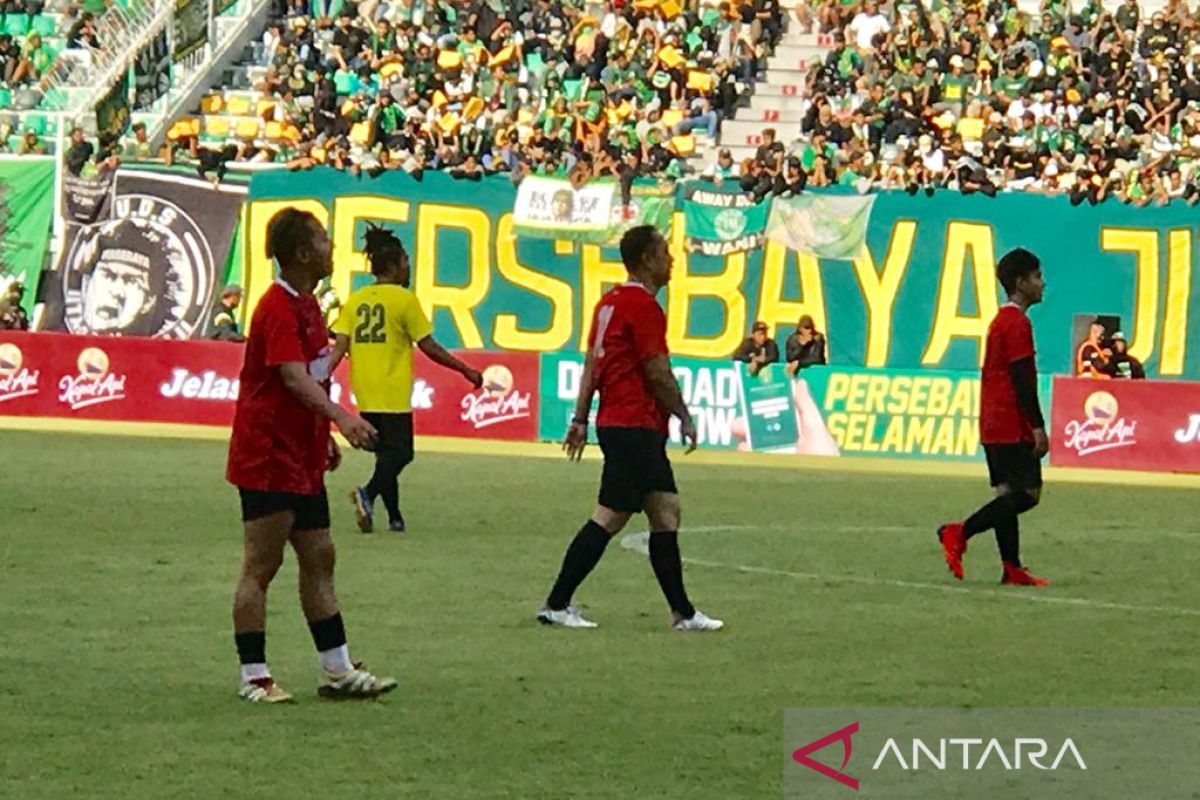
left=513, top=176, right=672, bottom=244
left=681, top=182, right=769, bottom=256
left=765, top=193, right=876, bottom=260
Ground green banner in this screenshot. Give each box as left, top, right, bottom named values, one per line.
left=95, top=71, right=131, bottom=139
left=0, top=158, right=54, bottom=315
left=539, top=351, right=742, bottom=450
left=681, top=182, right=768, bottom=256
left=172, top=0, right=209, bottom=60
left=245, top=169, right=1200, bottom=380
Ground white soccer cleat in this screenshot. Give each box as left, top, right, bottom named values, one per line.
left=238, top=677, right=294, bottom=703
left=536, top=605, right=598, bottom=629
left=318, top=663, right=398, bottom=699
left=673, top=610, right=724, bottom=632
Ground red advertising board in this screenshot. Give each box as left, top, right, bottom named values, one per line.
left=0, top=331, right=538, bottom=442
left=1049, top=376, right=1200, bottom=473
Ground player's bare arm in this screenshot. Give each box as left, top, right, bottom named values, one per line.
left=329, top=333, right=350, bottom=372
left=278, top=361, right=376, bottom=448
left=564, top=351, right=597, bottom=461
left=418, top=336, right=483, bottom=388
left=642, top=353, right=697, bottom=453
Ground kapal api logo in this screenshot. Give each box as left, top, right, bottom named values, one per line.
left=0, top=342, right=39, bottom=402
left=461, top=365, right=531, bottom=429
left=1062, top=390, right=1137, bottom=456
left=59, top=347, right=127, bottom=410
left=61, top=194, right=216, bottom=339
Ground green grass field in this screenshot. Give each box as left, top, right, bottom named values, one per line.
left=2, top=429, right=1197, bottom=799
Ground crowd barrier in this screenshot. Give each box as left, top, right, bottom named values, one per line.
left=8, top=330, right=1196, bottom=476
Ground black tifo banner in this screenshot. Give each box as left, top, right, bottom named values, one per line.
left=40, top=170, right=240, bottom=339
left=134, top=30, right=171, bottom=111
left=173, top=0, right=210, bottom=60
left=94, top=71, right=131, bottom=139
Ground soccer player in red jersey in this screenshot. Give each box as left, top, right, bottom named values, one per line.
left=226, top=208, right=398, bottom=702
left=938, top=247, right=1050, bottom=587
left=536, top=225, right=723, bottom=631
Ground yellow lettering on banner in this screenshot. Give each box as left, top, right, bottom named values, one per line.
left=910, top=377, right=930, bottom=415
left=757, top=239, right=827, bottom=344
left=906, top=417, right=935, bottom=452
left=826, top=373, right=851, bottom=409
left=330, top=196, right=411, bottom=302
left=927, top=378, right=950, bottom=416
left=1161, top=229, right=1191, bottom=376
left=922, top=222, right=999, bottom=366
left=415, top=204, right=491, bottom=349
left=844, top=414, right=865, bottom=450
left=881, top=415, right=905, bottom=452
left=245, top=199, right=329, bottom=331
left=887, top=376, right=911, bottom=414
left=493, top=214, right=573, bottom=351
left=861, top=413, right=881, bottom=452
left=863, top=375, right=889, bottom=413
left=956, top=420, right=979, bottom=456
left=931, top=417, right=955, bottom=454
left=827, top=412, right=848, bottom=447
left=666, top=213, right=746, bottom=357
left=853, top=221, right=917, bottom=366
left=1100, top=228, right=1158, bottom=364
left=847, top=374, right=869, bottom=413
left=948, top=379, right=976, bottom=417
left=578, top=244, right=628, bottom=349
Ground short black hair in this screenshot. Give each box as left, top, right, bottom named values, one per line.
left=996, top=247, right=1040, bottom=294
left=266, top=208, right=320, bottom=266
left=619, top=225, right=661, bottom=272
left=362, top=223, right=406, bottom=277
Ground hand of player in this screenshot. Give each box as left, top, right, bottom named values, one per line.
left=679, top=414, right=698, bottom=454
left=336, top=411, right=377, bottom=450
left=563, top=421, right=588, bottom=461
left=463, top=366, right=484, bottom=389
left=326, top=438, right=342, bottom=472
left=1032, top=427, right=1049, bottom=459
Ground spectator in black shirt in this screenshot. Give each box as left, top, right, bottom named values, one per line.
left=0, top=282, right=29, bottom=331
left=65, top=126, right=94, bottom=177
left=734, top=321, right=779, bottom=377
left=1106, top=332, right=1145, bottom=379
left=785, top=315, right=827, bottom=376
left=754, top=127, right=785, bottom=170
left=209, top=285, right=246, bottom=342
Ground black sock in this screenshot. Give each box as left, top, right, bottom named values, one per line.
left=235, top=630, right=266, bottom=664
left=365, top=451, right=406, bottom=523
left=996, top=516, right=1021, bottom=567
left=649, top=531, right=695, bottom=619
left=546, top=520, right=611, bottom=611
left=308, top=612, right=347, bottom=652
left=962, top=496, right=1017, bottom=540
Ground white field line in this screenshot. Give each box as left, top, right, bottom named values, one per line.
left=619, top=528, right=1200, bottom=618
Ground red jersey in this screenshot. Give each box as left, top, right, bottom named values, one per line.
left=588, top=283, right=670, bottom=433
left=227, top=281, right=332, bottom=495
left=980, top=303, right=1037, bottom=444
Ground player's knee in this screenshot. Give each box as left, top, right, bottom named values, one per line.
left=591, top=506, right=631, bottom=535
left=301, top=538, right=337, bottom=576
left=645, top=495, right=681, bottom=532
left=243, top=551, right=283, bottom=589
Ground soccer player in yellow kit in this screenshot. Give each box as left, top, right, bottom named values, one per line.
left=331, top=226, right=482, bottom=533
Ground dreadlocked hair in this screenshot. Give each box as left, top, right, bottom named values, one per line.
left=363, top=223, right=406, bottom=277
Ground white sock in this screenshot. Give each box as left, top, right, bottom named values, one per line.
left=319, top=644, right=352, bottom=673
left=240, top=663, right=270, bottom=684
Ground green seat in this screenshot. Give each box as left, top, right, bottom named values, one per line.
left=7, top=134, right=23, bottom=151
left=4, top=15, right=30, bottom=37
left=0, top=87, right=10, bottom=109
left=24, top=114, right=47, bottom=135
left=31, top=15, right=58, bottom=36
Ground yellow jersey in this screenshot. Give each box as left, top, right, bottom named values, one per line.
left=331, top=283, right=433, bottom=413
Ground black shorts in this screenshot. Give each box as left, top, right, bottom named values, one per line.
left=363, top=411, right=414, bottom=464
left=238, top=488, right=331, bottom=532
left=597, top=427, right=678, bottom=513
left=984, top=443, right=1043, bottom=491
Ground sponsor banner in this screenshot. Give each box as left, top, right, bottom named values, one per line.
left=539, top=351, right=741, bottom=450
left=246, top=169, right=1200, bottom=379
left=95, top=71, right=131, bottom=139
left=1049, top=376, right=1200, bottom=473
left=0, top=159, right=55, bottom=316
left=0, top=330, right=536, bottom=442
left=172, top=0, right=210, bottom=61
left=681, top=182, right=768, bottom=256
left=133, top=30, right=172, bottom=111
left=512, top=175, right=616, bottom=239
left=784, top=708, right=1200, bottom=799
left=40, top=169, right=244, bottom=339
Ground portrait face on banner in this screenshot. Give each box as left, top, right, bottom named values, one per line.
left=61, top=194, right=216, bottom=339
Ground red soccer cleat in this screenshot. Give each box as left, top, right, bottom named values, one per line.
left=1001, top=562, right=1050, bottom=587
left=937, top=523, right=966, bottom=580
